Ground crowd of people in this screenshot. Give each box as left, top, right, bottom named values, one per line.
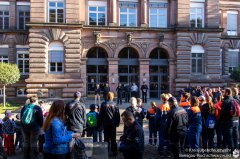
left=0, top=85, right=239, bottom=159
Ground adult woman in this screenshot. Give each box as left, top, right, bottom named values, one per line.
left=43, top=100, right=80, bottom=159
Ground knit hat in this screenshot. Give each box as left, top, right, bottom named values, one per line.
left=5, top=110, right=12, bottom=118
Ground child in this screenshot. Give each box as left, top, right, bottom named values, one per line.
left=86, top=104, right=98, bottom=142
left=14, top=114, right=23, bottom=151
left=146, top=101, right=158, bottom=146
left=2, top=110, right=15, bottom=155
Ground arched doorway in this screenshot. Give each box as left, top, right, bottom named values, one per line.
left=149, top=48, right=169, bottom=98
left=118, top=47, right=139, bottom=86
left=86, top=47, right=108, bottom=96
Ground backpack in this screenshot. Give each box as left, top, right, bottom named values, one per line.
left=87, top=112, right=97, bottom=128
left=230, top=99, right=240, bottom=117
left=205, top=114, right=215, bottom=129
left=21, top=104, right=35, bottom=125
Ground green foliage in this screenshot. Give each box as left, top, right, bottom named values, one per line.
left=0, top=63, right=20, bottom=85
left=0, top=102, right=20, bottom=114
left=230, top=67, right=240, bottom=82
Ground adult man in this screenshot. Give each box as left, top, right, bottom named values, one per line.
left=65, top=91, right=86, bottom=135
left=103, top=83, right=110, bottom=102
left=141, top=82, right=148, bottom=103
left=131, top=83, right=138, bottom=98
left=21, top=96, right=43, bottom=159
left=119, top=110, right=144, bottom=159
left=124, top=83, right=131, bottom=103
left=165, top=97, right=188, bottom=159
left=220, top=88, right=239, bottom=152
left=116, top=83, right=123, bottom=105
left=98, top=92, right=120, bottom=156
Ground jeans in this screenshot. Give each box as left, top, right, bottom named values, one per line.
left=117, top=94, right=122, bottom=105
left=170, top=131, right=186, bottom=159
left=15, top=131, right=23, bottom=149
left=142, top=92, right=147, bottom=103
left=104, top=127, right=117, bottom=154
left=22, top=128, right=40, bottom=159
left=215, top=121, right=223, bottom=148
left=125, top=92, right=130, bottom=103
left=87, top=127, right=98, bottom=142
left=188, top=126, right=202, bottom=149
left=202, top=127, right=215, bottom=149
left=158, top=125, right=169, bottom=151
left=98, top=129, right=103, bottom=142
left=149, top=129, right=157, bottom=145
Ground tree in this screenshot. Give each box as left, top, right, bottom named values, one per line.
left=0, top=63, right=20, bottom=107
left=230, top=67, right=240, bottom=82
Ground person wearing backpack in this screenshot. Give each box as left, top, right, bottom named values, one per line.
left=86, top=104, right=98, bottom=142
left=20, top=96, right=43, bottom=159
left=200, top=96, right=216, bottom=149
left=65, top=91, right=86, bottom=135
left=98, top=92, right=120, bottom=157
left=220, top=88, right=239, bottom=152
left=165, top=97, right=188, bottom=159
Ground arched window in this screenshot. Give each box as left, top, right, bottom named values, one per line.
left=191, top=45, right=204, bottom=74
left=48, top=42, right=64, bottom=73
left=118, top=47, right=139, bottom=59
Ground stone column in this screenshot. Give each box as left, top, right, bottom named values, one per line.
left=109, top=0, right=117, bottom=26
left=139, top=59, right=150, bottom=98
left=169, top=59, right=176, bottom=95
left=79, top=0, right=86, bottom=24
left=170, top=0, right=177, bottom=27
left=9, top=0, right=16, bottom=29
left=141, top=0, right=148, bottom=27
left=108, top=58, right=119, bottom=94
left=81, top=58, right=87, bottom=96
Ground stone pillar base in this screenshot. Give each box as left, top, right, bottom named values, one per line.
left=109, top=23, right=117, bottom=26
left=141, top=23, right=148, bottom=27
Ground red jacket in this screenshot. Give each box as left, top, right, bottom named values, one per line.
left=214, top=101, right=222, bottom=120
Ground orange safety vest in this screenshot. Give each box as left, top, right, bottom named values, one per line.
left=190, top=106, right=201, bottom=114
left=158, top=103, right=170, bottom=111
left=147, top=108, right=156, bottom=114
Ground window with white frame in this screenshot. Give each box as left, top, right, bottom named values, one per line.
left=17, top=4, right=30, bottom=30
left=48, top=1, right=64, bottom=23
left=0, top=10, right=9, bottom=30
left=88, top=1, right=106, bottom=26
left=190, top=2, right=204, bottom=28
left=149, top=2, right=168, bottom=28
left=0, top=88, right=3, bottom=96
left=227, top=11, right=238, bottom=36
left=119, top=2, right=137, bottom=27
left=228, top=49, right=239, bottom=73
left=17, top=47, right=29, bottom=74
left=48, top=42, right=64, bottom=73
left=191, top=45, right=204, bottom=74
left=0, top=45, right=8, bottom=63
left=17, top=87, right=27, bottom=96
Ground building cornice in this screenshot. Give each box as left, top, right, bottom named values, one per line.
left=221, top=35, right=240, bottom=40
left=0, top=30, right=28, bottom=34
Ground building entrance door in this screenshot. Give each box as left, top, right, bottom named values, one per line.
left=149, top=48, right=169, bottom=98
left=86, top=47, right=108, bottom=96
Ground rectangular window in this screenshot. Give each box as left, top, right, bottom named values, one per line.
left=17, top=87, right=27, bottom=96
left=48, top=89, right=62, bottom=98
left=48, top=1, right=64, bottom=23
left=228, top=49, right=239, bottom=73
left=119, top=2, right=137, bottom=27
left=192, top=53, right=203, bottom=73
left=0, top=55, right=8, bottom=63
left=0, top=46, right=8, bottom=62
left=149, top=2, right=168, bottom=28
left=190, top=2, right=204, bottom=28
left=227, top=11, right=238, bottom=36
left=17, top=47, right=29, bottom=75
left=48, top=51, right=64, bottom=73
left=0, top=11, right=9, bottom=29
left=89, top=6, right=106, bottom=26
left=17, top=5, right=30, bottom=30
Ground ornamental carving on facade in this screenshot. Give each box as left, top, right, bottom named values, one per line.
left=126, top=32, right=133, bottom=45
left=190, top=33, right=208, bottom=46
left=94, top=31, right=101, bottom=45
left=15, top=34, right=29, bottom=45
left=0, top=34, right=8, bottom=44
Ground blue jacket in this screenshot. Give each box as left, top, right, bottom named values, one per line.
left=187, top=106, right=202, bottom=132
left=43, top=117, right=72, bottom=154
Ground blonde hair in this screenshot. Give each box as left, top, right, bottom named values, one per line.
left=130, top=97, right=137, bottom=106
left=151, top=101, right=157, bottom=107
left=107, top=92, right=114, bottom=101
left=232, top=87, right=239, bottom=96
left=160, top=93, right=168, bottom=102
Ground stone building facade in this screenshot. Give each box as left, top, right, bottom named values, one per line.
left=0, top=0, right=240, bottom=100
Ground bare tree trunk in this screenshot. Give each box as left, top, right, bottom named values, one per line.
left=3, top=85, right=5, bottom=107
